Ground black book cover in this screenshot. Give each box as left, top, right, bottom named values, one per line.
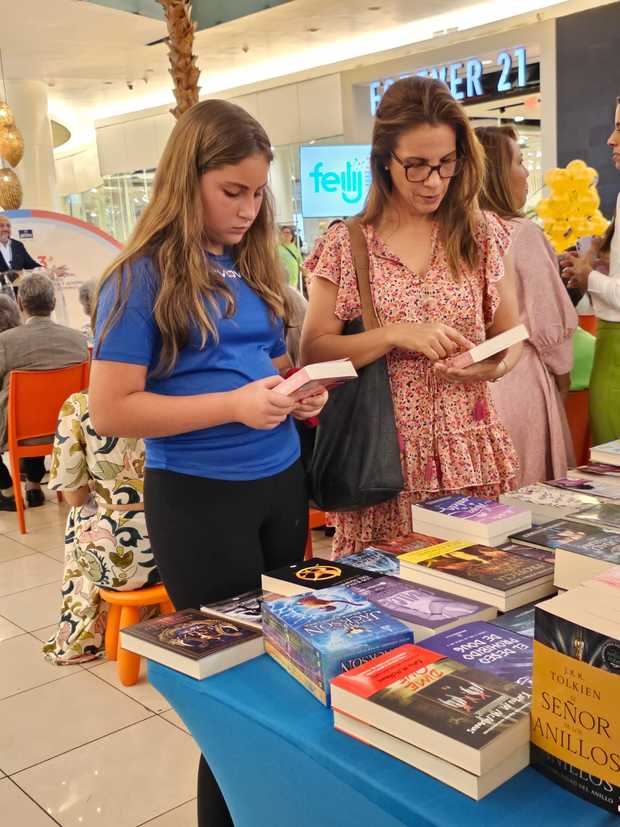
left=510, top=519, right=620, bottom=563
left=264, top=558, right=378, bottom=591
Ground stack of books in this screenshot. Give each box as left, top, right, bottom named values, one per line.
left=262, top=586, right=412, bottom=705
left=545, top=476, right=620, bottom=501
left=411, top=495, right=531, bottom=546
left=397, top=540, right=555, bottom=611
left=331, top=643, right=531, bottom=800
left=500, top=483, right=601, bottom=524
left=589, top=439, right=620, bottom=467
left=564, top=502, right=620, bottom=531
left=120, top=609, right=264, bottom=679
left=201, top=589, right=266, bottom=630
left=510, top=519, right=620, bottom=590
left=423, top=620, right=533, bottom=688
left=348, top=575, right=497, bottom=641
left=530, top=574, right=620, bottom=813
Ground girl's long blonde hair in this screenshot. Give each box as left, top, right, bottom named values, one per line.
left=361, top=76, right=485, bottom=277
left=95, top=99, right=287, bottom=375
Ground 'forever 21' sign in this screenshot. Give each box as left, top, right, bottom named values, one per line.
left=369, top=47, right=529, bottom=115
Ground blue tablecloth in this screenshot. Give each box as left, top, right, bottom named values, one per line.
left=148, top=655, right=615, bottom=827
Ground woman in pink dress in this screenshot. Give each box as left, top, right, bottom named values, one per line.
left=301, top=77, right=523, bottom=557
left=476, top=126, right=577, bottom=486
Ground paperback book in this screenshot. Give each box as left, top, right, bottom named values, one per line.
left=546, top=477, right=620, bottom=501
left=349, top=575, right=497, bottom=641
left=490, top=605, right=536, bottom=638
left=330, top=643, right=531, bottom=775
left=261, top=557, right=376, bottom=597
left=500, top=484, right=602, bottom=523
left=565, top=502, right=620, bottom=531
left=575, top=463, right=620, bottom=478
left=120, top=609, right=264, bottom=679
left=590, top=439, right=620, bottom=467
left=398, top=541, right=555, bottom=611
left=201, top=589, right=265, bottom=630
left=339, top=548, right=401, bottom=575
left=424, top=621, right=533, bottom=688
left=499, top=542, right=555, bottom=564
left=411, top=495, right=531, bottom=546
left=274, top=358, right=357, bottom=400
left=530, top=592, right=620, bottom=813
left=369, top=532, right=442, bottom=554
left=262, top=586, right=412, bottom=705
left=448, top=324, right=529, bottom=369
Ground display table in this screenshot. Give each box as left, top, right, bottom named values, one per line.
left=148, top=656, right=613, bottom=827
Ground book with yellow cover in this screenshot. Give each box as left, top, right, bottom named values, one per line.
left=530, top=591, right=620, bottom=813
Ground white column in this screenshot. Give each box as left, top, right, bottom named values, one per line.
left=3, top=79, right=58, bottom=209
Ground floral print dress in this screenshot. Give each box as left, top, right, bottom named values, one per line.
left=304, top=214, right=519, bottom=557
left=43, top=392, right=159, bottom=664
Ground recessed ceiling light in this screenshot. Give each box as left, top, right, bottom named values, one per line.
left=514, top=115, right=525, bottom=122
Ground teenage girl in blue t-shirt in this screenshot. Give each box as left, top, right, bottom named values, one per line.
left=90, top=99, right=327, bottom=827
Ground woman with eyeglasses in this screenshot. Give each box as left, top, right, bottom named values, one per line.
left=476, top=126, right=577, bottom=486
left=301, top=76, right=523, bottom=556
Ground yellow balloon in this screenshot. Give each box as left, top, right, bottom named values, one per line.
left=550, top=177, right=573, bottom=196
left=549, top=197, right=571, bottom=218
left=535, top=198, right=553, bottom=219
left=585, top=167, right=598, bottom=185
left=571, top=218, right=590, bottom=237
left=543, top=168, right=563, bottom=188
left=567, top=159, right=588, bottom=173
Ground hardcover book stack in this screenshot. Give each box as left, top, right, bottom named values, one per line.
left=331, top=643, right=531, bottom=799
left=530, top=572, right=620, bottom=813
left=261, top=586, right=413, bottom=705
left=397, top=540, right=555, bottom=611
left=411, top=495, right=531, bottom=546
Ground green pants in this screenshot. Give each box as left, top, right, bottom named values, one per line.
left=589, top=320, right=620, bottom=445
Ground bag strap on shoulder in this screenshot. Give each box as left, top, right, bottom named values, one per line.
left=345, top=218, right=380, bottom=331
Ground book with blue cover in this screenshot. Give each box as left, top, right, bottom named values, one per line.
left=262, top=585, right=413, bottom=705
left=490, top=605, right=535, bottom=638
left=339, top=548, right=401, bottom=575
left=423, top=621, right=533, bottom=688
left=349, top=575, right=496, bottom=640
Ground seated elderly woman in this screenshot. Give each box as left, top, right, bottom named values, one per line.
left=43, top=391, right=159, bottom=664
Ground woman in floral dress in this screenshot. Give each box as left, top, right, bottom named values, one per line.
left=302, top=76, right=523, bottom=557
left=44, top=391, right=159, bottom=663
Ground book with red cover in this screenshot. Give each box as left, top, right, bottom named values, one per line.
left=330, top=643, right=530, bottom=774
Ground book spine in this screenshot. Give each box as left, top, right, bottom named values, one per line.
left=262, top=612, right=323, bottom=683
left=265, top=639, right=327, bottom=705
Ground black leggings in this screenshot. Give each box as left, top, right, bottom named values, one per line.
left=144, top=460, right=308, bottom=827
left=0, top=457, right=46, bottom=490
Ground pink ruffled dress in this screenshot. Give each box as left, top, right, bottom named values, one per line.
left=305, top=214, right=519, bottom=557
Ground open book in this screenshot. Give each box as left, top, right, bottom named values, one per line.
left=275, top=358, right=357, bottom=400
left=448, top=324, right=529, bottom=369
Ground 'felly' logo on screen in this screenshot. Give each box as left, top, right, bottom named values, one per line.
left=309, top=160, right=367, bottom=204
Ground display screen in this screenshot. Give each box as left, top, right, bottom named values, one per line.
left=299, top=145, right=372, bottom=218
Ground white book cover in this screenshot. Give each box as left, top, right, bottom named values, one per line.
left=449, top=324, right=528, bottom=369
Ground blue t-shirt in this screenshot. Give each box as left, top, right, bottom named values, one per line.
left=95, top=253, right=299, bottom=480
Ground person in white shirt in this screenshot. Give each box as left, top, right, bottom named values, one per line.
left=561, top=96, right=620, bottom=444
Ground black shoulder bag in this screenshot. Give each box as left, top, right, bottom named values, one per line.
left=308, top=219, right=404, bottom=512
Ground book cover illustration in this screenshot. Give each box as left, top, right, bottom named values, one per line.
left=350, top=576, right=489, bottom=629
left=548, top=477, right=620, bottom=500
left=508, top=483, right=602, bottom=508
left=202, top=589, right=264, bottom=627
left=499, top=543, right=555, bottom=564
left=339, top=548, right=400, bottom=575
left=568, top=503, right=620, bottom=530
left=262, top=586, right=412, bottom=693
left=415, top=495, right=527, bottom=525
left=490, top=605, right=535, bottom=638
left=424, top=621, right=533, bottom=688
left=370, top=532, right=441, bottom=554
left=357, top=648, right=530, bottom=749
left=511, top=520, right=620, bottom=561
left=403, top=543, right=552, bottom=590
left=531, top=607, right=620, bottom=813
left=264, top=558, right=375, bottom=591
left=123, top=609, right=261, bottom=660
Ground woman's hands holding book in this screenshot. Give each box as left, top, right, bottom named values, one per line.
left=386, top=322, right=473, bottom=361
left=231, top=376, right=297, bottom=430
left=434, top=351, right=508, bottom=384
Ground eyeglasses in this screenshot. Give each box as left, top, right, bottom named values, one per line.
left=391, top=152, right=463, bottom=183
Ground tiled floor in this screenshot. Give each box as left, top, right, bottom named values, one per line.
left=0, top=488, right=334, bottom=826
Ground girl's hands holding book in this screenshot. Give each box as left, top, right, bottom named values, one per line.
left=434, top=351, right=508, bottom=384
left=292, top=388, right=329, bottom=421
left=231, top=376, right=297, bottom=430
left=386, top=322, right=473, bottom=361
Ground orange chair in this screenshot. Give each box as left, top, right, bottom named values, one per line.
left=565, top=389, right=591, bottom=467
left=578, top=315, right=598, bottom=336
left=100, top=583, right=175, bottom=687
left=7, top=362, right=90, bottom=534
left=304, top=507, right=327, bottom=559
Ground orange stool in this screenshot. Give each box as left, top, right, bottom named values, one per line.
left=100, top=583, right=174, bottom=686
left=304, top=508, right=327, bottom=559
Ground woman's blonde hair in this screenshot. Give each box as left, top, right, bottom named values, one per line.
left=475, top=125, right=523, bottom=220
left=95, top=99, right=286, bottom=375
left=361, top=76, right=485, bottom=277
